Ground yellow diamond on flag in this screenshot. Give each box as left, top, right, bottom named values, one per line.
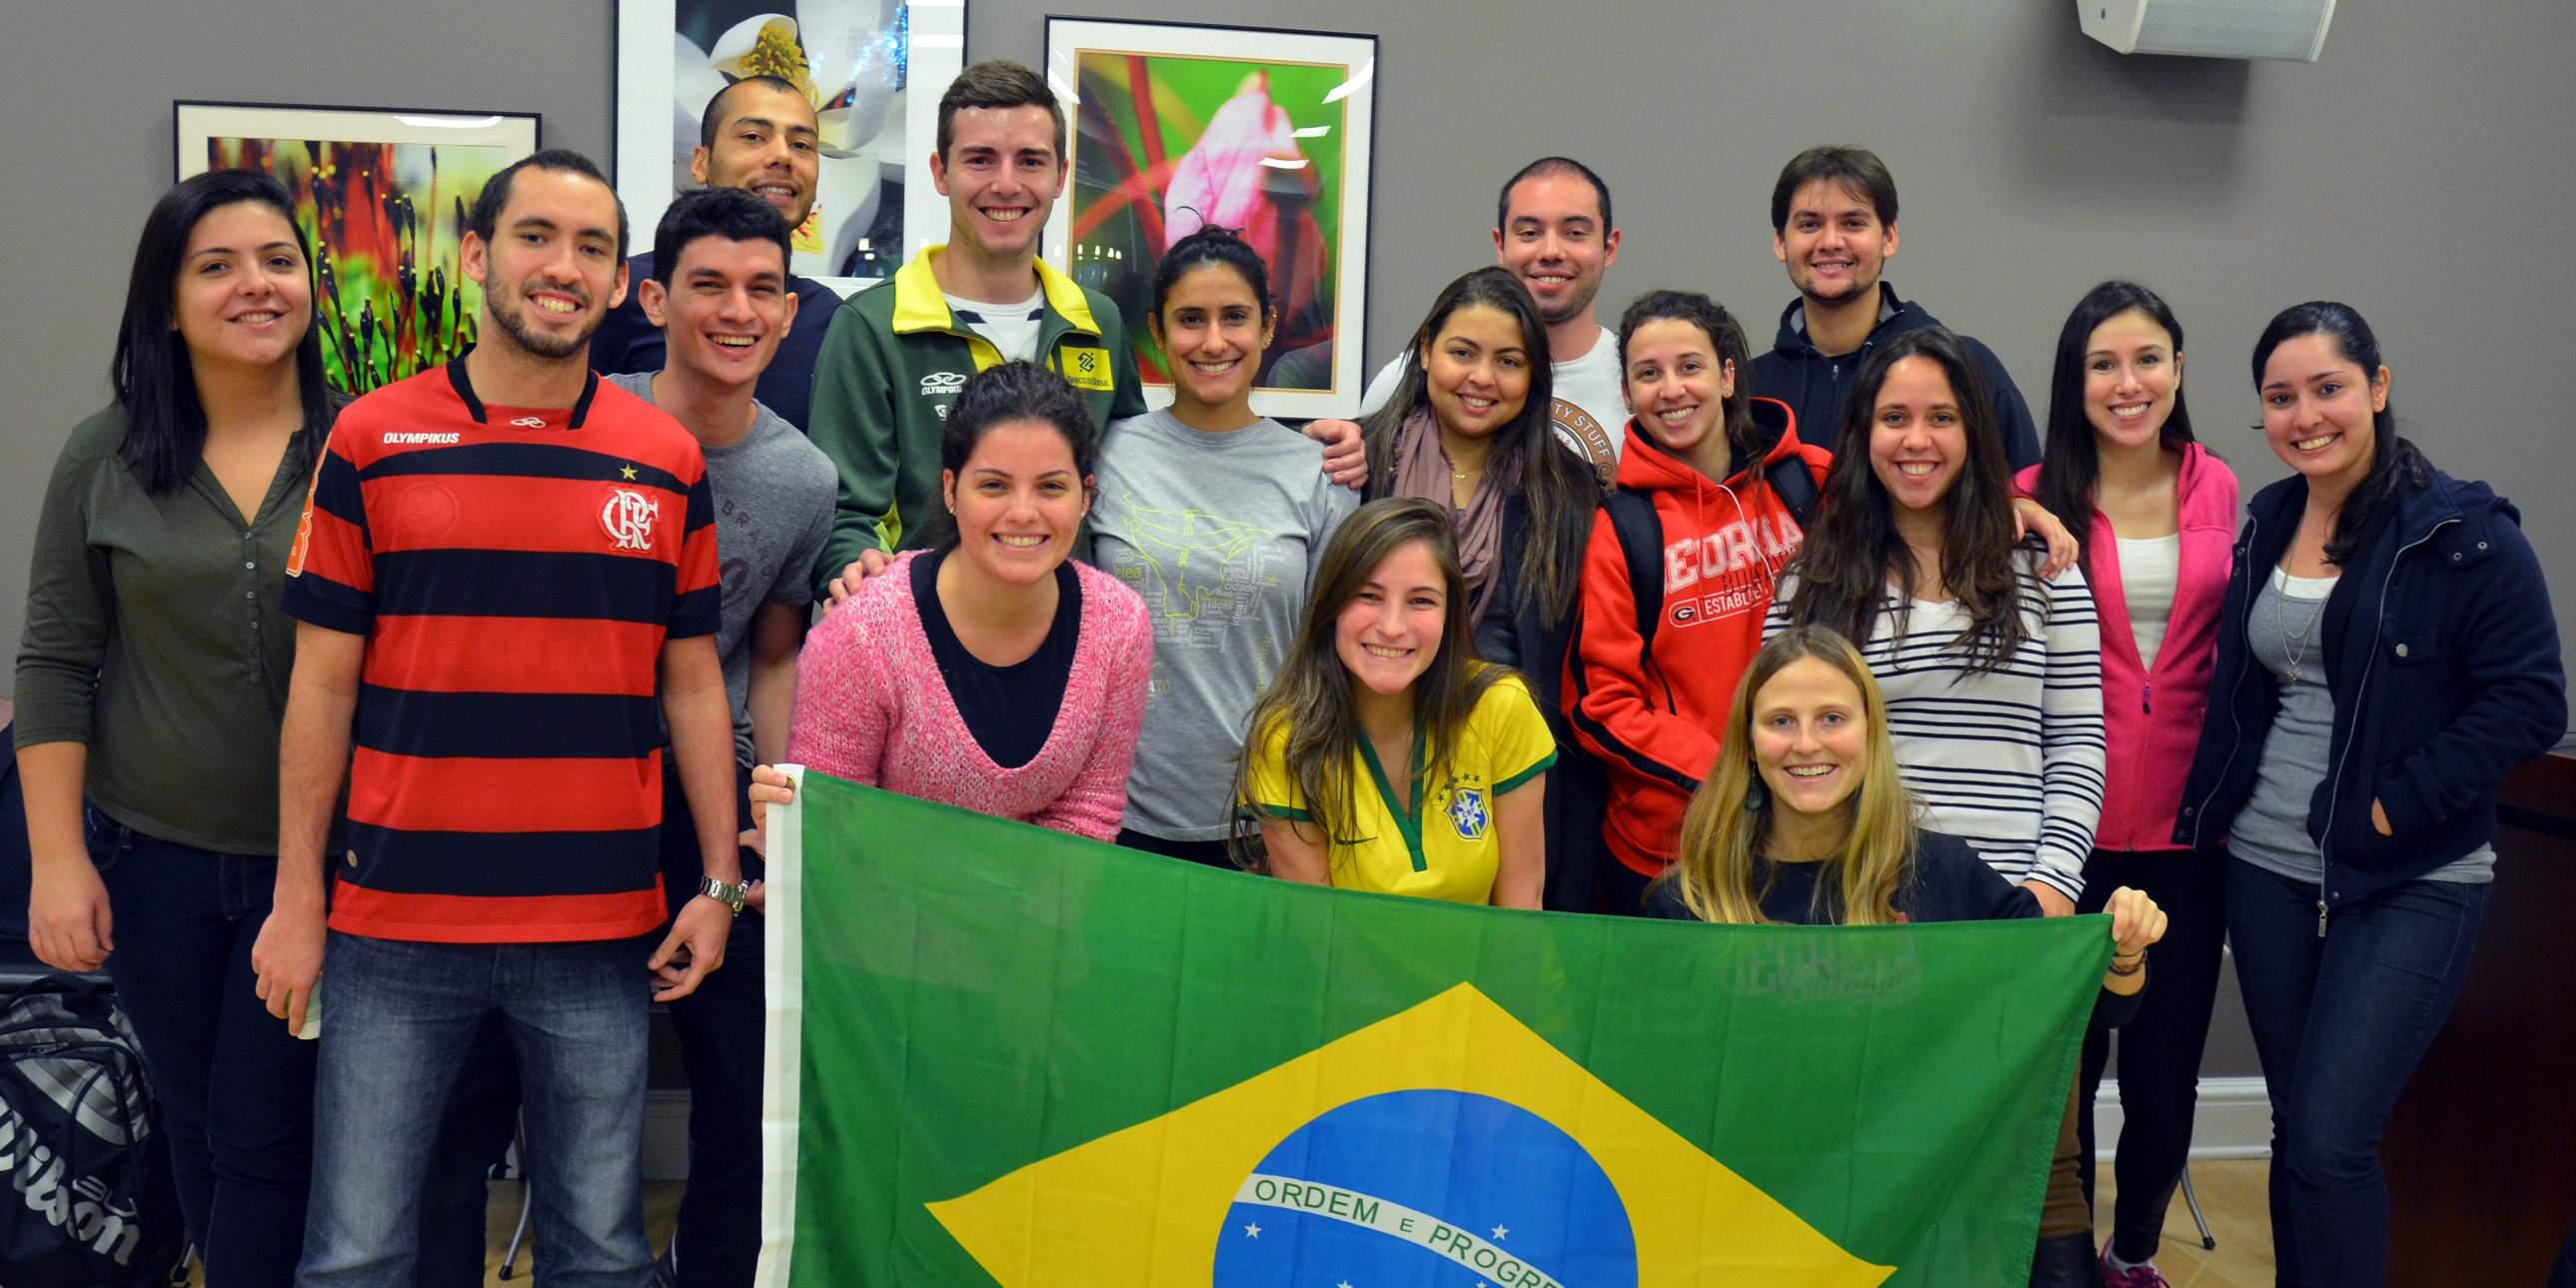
left=927, top=983, right=1894, bottom=1287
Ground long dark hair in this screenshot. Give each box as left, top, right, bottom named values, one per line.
left=1359, top=266, right=1595, bottom=626
left=2034, top=281, right=2198, bottom=577
left=2250, top=301, right=2430, bottom=567
left=1231, top=498, right=1506, bottom=867
left=1781, top=327, right=2033, bottom=670
left=113, top=170, right=332, bottom=495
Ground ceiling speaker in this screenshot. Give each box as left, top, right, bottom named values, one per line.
left=2080, top=0, right=2335, bottom=62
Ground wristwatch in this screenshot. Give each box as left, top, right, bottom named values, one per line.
left=699, top=875, right=749, bottom=915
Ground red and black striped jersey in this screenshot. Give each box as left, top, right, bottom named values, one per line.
left=284, top=360, right=718, bottom=943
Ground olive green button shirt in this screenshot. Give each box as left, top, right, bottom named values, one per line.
left=13, top=405, right=322, bottom=854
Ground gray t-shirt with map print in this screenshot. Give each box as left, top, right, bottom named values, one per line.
left=1090, top=409, right=1361, bottom=840
left=610, top=372, right=835, bottom=766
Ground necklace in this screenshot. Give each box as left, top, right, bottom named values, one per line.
left=2275, top=513, right=2328, bottom=685
left=2274, top=576, right=2327, bottom=685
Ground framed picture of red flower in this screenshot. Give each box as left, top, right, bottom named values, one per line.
left=175, top=100, right=541, bottom=396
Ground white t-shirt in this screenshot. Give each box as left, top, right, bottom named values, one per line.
left=2115, top=534, right=2181, bottom=670
left=1358, top=323, right=1627, bottom=486
left=943, top=288, right=1046, bottom=364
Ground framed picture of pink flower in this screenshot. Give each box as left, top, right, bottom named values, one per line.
left=1044, top=17, right=1378, bottom=418
left=174, top=101, right=541, bottom=395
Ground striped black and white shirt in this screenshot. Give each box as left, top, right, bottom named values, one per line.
left=1769, top=556, right=2104, bottom=902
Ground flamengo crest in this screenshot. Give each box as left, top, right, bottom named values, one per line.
left=602, top=489, right=660, bottom=551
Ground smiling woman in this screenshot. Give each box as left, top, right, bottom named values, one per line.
left=1566, top=290, right=1831, bottom=915
left=2018, top=281, right=2240, bottom=1285
left=1087, top=226, right=1358, bottom=866
left=1767, top=329, right=2110, bottom=1284
left=2169, top=302, right=2565, bottom=1288
left=1234, top=499, right=1555, bottom=908
left=1652, top=626, right=2160, bottom=997
left=1351, top=270, right=1601, bottom=910
left=14, top=168, right=341, bottom=1287
left=773, top=361, right=1154, bottom=841
left=1658, top=625, right=2153, bottom=1287
left=1770, top=326, right=2104, bottom=917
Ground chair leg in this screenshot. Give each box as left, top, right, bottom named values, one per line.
left=2179, top=1163, right=2216, bottom=1251
left=500, top=1118, right=535, bottom=1278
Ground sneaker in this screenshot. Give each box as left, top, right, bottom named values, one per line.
left=2098, top=1244, right=2170, bottom=1288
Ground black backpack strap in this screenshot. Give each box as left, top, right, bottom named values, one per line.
left=1602, top=486, right=1664, bottom=645
left=1764, top=453, right=1819, bottom=533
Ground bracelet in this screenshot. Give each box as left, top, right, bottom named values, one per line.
left=2107, top=951, right=2146, bottom=977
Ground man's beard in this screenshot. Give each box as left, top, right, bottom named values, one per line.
left=1536, top=278, right=1599, bottom=330
left=486, top=285, right=601, bottom=360
left=1798, top=269, right=1877, bottom=311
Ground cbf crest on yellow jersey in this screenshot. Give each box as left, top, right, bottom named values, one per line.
left=1244, top=671, right=1556, bottom=904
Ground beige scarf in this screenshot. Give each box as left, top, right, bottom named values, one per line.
left=1389, top=407, right=1512, bottom=623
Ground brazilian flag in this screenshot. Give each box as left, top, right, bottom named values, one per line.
left=757, top=771, right=2108, bottom=1287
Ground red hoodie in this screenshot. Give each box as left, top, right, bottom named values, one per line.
left=1567, top=399, right=1832, bottom=875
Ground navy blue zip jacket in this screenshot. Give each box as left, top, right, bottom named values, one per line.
left=1749, top=283, right=2041, bottom=469
left=2172, top=467, right=2564, bottom=908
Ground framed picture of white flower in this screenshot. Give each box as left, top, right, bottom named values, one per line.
left=614, top=0, right=967, bottom=295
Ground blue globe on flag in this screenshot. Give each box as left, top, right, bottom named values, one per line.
left=1213, top=1089, right=1639, bottom=1287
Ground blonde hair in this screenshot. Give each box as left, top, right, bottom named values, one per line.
left=1658, top=628, right=1920, bottom=925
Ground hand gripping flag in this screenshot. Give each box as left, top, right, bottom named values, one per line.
left=757, top=771, right=2108, bottom=1287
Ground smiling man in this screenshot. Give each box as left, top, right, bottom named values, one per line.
left=1359, top=157, right=1627, bottom=484
left=806, top=60, right=1148, bottom=604
left=591, top=75, right=843, bottom=433
left=426, top=187, right=836, bottom=1288
left=1751, top=146, right=2039, bottom=466
left=259, top=149, right=744, bottom=1287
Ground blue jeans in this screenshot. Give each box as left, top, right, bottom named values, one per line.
left=419, top=766, right=764, bottom=1288
left=300, top=930, right=655, bottom=1288
left=2227, top=859, right=2487, bottom=1287
left=86, top=805, right=315, bottom=1288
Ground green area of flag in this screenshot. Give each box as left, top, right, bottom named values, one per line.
left=774, top=772, right=2105, bottom=1285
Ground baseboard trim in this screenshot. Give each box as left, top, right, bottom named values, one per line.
left=2094, top=1074, right=2271, bottom=1160
left=644, top=1088, right=691, bottom=1180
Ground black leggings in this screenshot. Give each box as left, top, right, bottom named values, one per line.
left=2074, top=846, right=2229, bottom=1262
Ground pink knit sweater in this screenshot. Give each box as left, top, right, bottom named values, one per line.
left=785, top=551, right=1152, bottom=840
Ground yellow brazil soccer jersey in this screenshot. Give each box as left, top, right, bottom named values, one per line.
left=1246, top=672, right=1558, bottom=903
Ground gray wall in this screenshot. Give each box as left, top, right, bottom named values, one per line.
left=13, top=0, right=2576, bottom=1081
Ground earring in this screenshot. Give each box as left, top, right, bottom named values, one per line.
left=1744, top=775, right=1769, bottom=811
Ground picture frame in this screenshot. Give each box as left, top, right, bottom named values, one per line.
left=175, top=101, right=542, bottom=395
left=614, top=0, right=968, bottom=297
left=1043, top=16, right=1378, bottom=420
